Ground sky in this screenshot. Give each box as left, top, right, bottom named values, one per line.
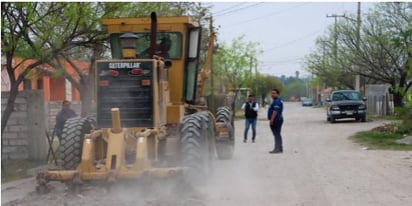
left=205, top=1, right=378, bottom=78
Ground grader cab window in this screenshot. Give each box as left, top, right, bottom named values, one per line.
left=110, top=32, right=182, bottom=59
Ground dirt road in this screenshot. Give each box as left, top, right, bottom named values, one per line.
left=2, top=102, right=412, bottom=206
left=203, top=102, right=412, bottom=206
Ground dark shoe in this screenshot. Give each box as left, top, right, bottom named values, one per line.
left=269, top=149, right=282, bottom=154
left=252, top=140, right=255, bottom=143
left=243, top=139, right=247, bottom=143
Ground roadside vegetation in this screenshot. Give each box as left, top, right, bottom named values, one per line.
left=1, top=160, right=43, bottom=183
left=351, top=130, right=412, bottom=150
left=352, top=105, right=412, bottom=150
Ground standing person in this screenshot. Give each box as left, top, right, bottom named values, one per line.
left=241, top=94, right=259, bottom=143
left=55, top=100, right=77, bottom=140
left=268, top=89, right=284, bottom=153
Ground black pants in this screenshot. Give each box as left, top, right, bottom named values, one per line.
left=270, top=120, right=283, bottom=150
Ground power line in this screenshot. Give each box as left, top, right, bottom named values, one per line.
left=214, top=2, right=264, bottom=17
left=213, top=2, right=249, bottom=15
left=224, top=2, right=311, bottom=28
left=263, top=28, right=325, bottom=54
left=260, top=57, right=303, bottom=65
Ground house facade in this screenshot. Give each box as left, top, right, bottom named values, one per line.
left=1, top=57, right=89, bottom=102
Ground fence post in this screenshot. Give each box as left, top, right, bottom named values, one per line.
left=27, top=90, right=47, bottom=161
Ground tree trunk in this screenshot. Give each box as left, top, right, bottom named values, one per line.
left=392, top=71, right=409, bottom=107
left=393, top=91, right=403, bottom=107
left=79, top=85, right=95, bottom=117
left=1, top=85, right=19, bottom=173
left=1, top=86, right=19, bottom=136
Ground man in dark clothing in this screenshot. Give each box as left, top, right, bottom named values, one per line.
left=55, top=100, right=77, bottom=139
left=268, top=89, right=284, bottom=153
left=139, top=37, right=172, bottom=58
left=241, top=94, right=259, bottom=143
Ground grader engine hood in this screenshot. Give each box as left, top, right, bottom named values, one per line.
left=96, top=60, right=155, bottom=128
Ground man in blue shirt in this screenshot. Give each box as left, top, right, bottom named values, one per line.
left=241, top=94, right=259, bottom=143
left=55, top=100, right=77, bottom=140
left=267, top=89, right=284, bottom=153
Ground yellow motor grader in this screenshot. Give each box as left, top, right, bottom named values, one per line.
left=37, top=13, right=234, bottom=192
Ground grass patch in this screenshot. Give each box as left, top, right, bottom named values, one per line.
left=1, top=160, right=43, bottom=183
left=368, top=114, right=400, bottom=121
left=351, top=131, right=412, bottom=150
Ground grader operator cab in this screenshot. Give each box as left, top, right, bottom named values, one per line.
left=37, top=13, right=234, bottom=192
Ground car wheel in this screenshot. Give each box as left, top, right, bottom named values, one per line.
left=361, top=116, right=366, bottom=122
left=330, top=116, right=336, bottom=123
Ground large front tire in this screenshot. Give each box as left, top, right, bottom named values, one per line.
left=60, top=117, right=93, bottom=170
left=215, top=106, right=234, bottom=160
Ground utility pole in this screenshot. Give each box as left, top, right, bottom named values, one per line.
left=318, top=40, right=328, bottom=105
left=355, top=2, right=362, bottom=93
left=209, top=17, right=215, bottom=112
left=356, top=2, right=361, bottom=52
left=255, top=62, right=258, bottom=103
left=326, top=14, right=345, bottom=68
left=249, top=56, right=253, bottom=97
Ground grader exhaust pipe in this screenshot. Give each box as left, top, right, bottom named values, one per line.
left=111, top=108, right=122, bottom=133
left=149, top=12, right=157, bottom=58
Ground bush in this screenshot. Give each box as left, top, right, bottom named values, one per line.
left=396, top=119, right=412, bottom=135
left=393, top=106, right=412, bottom=135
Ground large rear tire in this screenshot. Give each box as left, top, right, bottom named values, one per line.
left=60, top=117, right=93, bottom=170
left=215, top=106, right=234, bottom=160
left=180, top=112, right=213, bottom=182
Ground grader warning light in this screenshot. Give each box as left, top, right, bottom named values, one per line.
left=130, top=68, right=143, bottom=75
left=108, top=70, right=119, bottom=77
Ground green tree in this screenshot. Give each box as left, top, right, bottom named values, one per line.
left=2, top=2, right=214, bottom=119
left=44, top=2, right=133, bottom=116
left=247, top=73, right=283, bottom=105
left=1, top=2, right=63, bottom=137
left=213, top=35, right=262, bottom=108
left=282, top=79, right=307, bottom=101
left=305, top=2, right=412, bottom=106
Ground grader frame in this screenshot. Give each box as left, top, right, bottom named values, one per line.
left=37, top=13, right=234, bottom=192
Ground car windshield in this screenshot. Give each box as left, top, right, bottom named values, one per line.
left=332, top=91, right=362, bottom=101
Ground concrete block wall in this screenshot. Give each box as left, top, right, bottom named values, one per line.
left=2, top=90, right=47, bottom=160
left=2, top=91, right=83, bottom=161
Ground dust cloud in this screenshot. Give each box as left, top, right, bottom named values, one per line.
left=3, top=144, right=257, bottom=206
left=2, top=110, right=266, bottom=206
left=3, top=178, right=208, bottom=206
